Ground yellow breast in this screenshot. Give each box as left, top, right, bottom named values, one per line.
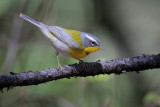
left=68, top=46, right=100, bottom=59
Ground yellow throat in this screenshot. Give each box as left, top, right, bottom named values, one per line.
left=68, top=46, right=100, bottom=59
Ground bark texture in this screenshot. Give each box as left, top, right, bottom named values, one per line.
left=0, top=54, right=160, bottom=91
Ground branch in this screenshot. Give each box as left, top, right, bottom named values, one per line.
left=0, top=54, right=160, bottom=91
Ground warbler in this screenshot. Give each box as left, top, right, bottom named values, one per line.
left=20, top=13, right=104, bottom=71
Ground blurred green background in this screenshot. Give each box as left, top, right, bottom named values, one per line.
left=0, top=0, right=160, bottom=107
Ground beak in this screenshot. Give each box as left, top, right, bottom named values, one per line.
left=99, top=46, right=104, bottom=50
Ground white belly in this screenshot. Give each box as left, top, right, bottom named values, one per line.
left=49, top=35, right=70, bottom=56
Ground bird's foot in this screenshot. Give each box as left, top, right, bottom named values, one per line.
left=57, top=65, right=63, bottom=73
left=78, top=60, right=87, bottom=71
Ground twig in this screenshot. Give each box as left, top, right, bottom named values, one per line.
left=0, top=54, right=160, bottom=91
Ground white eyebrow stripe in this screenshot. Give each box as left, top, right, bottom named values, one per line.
left=85, top=34, right=97, bottom=43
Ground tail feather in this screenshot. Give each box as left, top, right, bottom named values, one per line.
left=20, top=13, right=51, bottom=38
left=20, top=13, right=41, bottom=28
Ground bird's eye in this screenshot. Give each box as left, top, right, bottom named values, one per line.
left=91, top=41, right=97, bottom=46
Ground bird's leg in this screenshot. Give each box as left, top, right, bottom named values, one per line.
left=56, top=51, right=63, bottom=72
left=78, top=59, right=87, bottom=73
left=78, top=59, right=85, bottom=64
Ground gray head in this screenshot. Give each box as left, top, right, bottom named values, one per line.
left=81, top=32, right=104, bottom=49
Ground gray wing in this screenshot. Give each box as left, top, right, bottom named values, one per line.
left=47, top=26, right=80, bottom=48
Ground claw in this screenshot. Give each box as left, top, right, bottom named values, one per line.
left=10, top=72, right=16, bottom=75
left=78, top=60, right=87, bottom=76
left=78, top=60, right=87, bottom=71
left=57, top=65, right=63, bottom=72
left=78, top=59, right=84, bottom=64
left=96, top=60, right=101, bottom=62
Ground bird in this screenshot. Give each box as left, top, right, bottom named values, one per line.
left=19, top=13, right=104, bottom=71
